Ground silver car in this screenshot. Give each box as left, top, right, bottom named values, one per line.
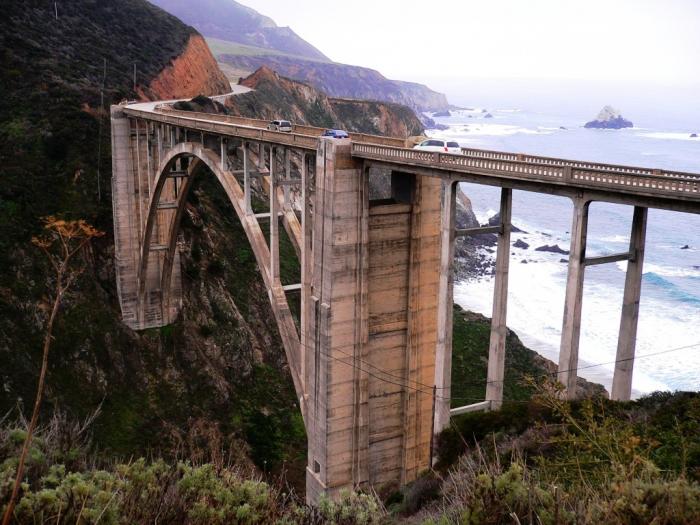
left=267, top=120, right=292, bottom=132
left=413, top=138, right=461, bottom=154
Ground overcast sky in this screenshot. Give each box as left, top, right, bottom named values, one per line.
left=238, top=0, right=700, bottom=89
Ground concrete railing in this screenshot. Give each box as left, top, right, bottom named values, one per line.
left=460, top=147, right=700, bottom=182
left=353, top=143, right=700, bottom=199
left=154, top=106, right=408, bottom=148
left=124, top=107, right=319, bottom=150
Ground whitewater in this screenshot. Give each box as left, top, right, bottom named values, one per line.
left=426, top=107, right=700, bottom=395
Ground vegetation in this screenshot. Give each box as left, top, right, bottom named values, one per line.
left=3, top=218, right=102, bottom=525
left=0, top=413, right=384, bottom=524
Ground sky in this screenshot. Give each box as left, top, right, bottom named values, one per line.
left=237, top=0, right=700, bottom=90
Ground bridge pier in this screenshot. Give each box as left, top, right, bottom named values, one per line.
left=611, top=206, right=648, bottom=400
left=306, top=139, right=442, bottom=503
left=485, top=188, right=513, bottom=409
left=558, top=196, right=590, bottom=398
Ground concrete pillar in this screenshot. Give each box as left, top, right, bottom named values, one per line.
left=558, top=196, right=590, bottom=398
left=300, top=153, right=312, bottom=396
left=611, top=206, right=648, bottom=400
left=243, top=143, right=252, bottom=215
left=270, top=147, right=280, bottom=281
left=306, top=138, right=367, bottom=503
left=433, top=180, right=456, bottom=434
left=284, top=147, right=291, bottom=205
left=485, top=187, right=512, bottom=409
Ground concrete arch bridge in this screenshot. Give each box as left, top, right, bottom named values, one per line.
left=111, top=101, right=699, bottom=502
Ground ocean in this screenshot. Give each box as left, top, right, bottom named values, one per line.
left=424, top=101, right=700, bottom=395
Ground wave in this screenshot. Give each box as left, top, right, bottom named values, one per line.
left=642, top=272, right=700, bottom=305
left=452, top=124, right=552, bottom=137
left=637, top=131, right=700, bottom=141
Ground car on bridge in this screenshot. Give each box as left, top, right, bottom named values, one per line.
left=413, top=138, right=461, bottom=154
left=322, top=129, right=350, bottom=139
left=267, top=120, right=292, bottom=132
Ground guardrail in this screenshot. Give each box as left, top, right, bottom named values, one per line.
left=460, top=147, right=700, bottom=182
left=123, top=107, right=319, bottom=150
left=154, top=106, right=409, bottom=148
left=353, top=143, right=700, bottom=199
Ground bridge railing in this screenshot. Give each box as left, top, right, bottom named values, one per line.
left=153, top=105, right=409, bottom=148
left=460, top=147, right=700, bottom=182
left=353, top=143, right=700, bottom=199
left=124, top=107, right=320, bottom=150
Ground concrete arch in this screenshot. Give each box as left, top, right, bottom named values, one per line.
left=138, top=142, right=305, bottom=413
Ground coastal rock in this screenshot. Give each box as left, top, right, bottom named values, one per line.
left=483, top=112, right=494, bottom=119
left=433, top=110, right=451, bottom=117
left=488, top=212, right=525, bottom=233
left=560, top=258, right=569, bottom=263
left=681, top=244, right=690, bottom=249
left=584, top=105, right=633, bottom=129
left=513, top=239, right=529, bottom=249
left=535, top=244, right=570, bottom=255
left=691, top=133, right=698, bottom=138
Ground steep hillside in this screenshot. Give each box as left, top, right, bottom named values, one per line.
left=149, top=0, right=330, bottom=61
left=147, top=0, right=449, bottom=112
left=0, top=0, right=298, bottom=476
left=224, top=54, right=449, bottom=112
left=228, top=67, right=424, bottom=136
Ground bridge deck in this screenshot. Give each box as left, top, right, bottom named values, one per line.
left=122, top=102, right=700, bottom=213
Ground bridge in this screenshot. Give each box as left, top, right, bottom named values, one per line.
left=110, top=100, right=699, bottom=502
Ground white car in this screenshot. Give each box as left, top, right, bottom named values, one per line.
left=413, top=138, right=461, bottom=154
left=267, top=120, right=292, bottom=132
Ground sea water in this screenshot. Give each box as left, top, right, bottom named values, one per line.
left=425, top=103, right=700, bottom=395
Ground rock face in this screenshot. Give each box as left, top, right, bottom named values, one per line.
left=139, top=34, right=230, bottom=100
left=231, top=67, right=424, bottom=137
left=584, top=105, right=633, bottom=129
left=535, top=244, right=570, bottom=255
left=224, top=55, right=450, bottom=112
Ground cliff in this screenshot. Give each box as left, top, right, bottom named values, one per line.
left=231, top=66, right=424, bottom=136
left=0, top=0, right=303, bottom=478
left=222, top=54, right=449, bottom=112
left=149, top=0, right=330, bottom=61
left=147, top=0, right=449, bottom=112
left=138, top=34, right=230, bottom=100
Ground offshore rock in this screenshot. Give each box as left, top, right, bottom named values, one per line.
left=584, top=105, right=633, bottom=129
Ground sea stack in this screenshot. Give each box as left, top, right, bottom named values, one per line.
left=584, top=105, right=633, bottom=129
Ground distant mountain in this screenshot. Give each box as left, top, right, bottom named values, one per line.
left=149, top=0, right=450, bottom=112
left=148, top=0, right=330, bottom=61
left=221, top=54, right=449, bottom=113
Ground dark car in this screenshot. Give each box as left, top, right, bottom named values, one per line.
left=322, top=129, right=349, bottom=139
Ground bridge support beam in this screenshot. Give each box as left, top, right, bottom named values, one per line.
left=434, top=181, right=456, bottom=434
left=558, top=196, right=590, bottom=398
left=611, top=206, right=648, bottom=400
left=485, top=188, right=512, bottom=409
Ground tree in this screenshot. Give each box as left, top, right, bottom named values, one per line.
left=2, top=217, right=103, bottom=525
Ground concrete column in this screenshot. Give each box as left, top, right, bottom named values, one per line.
left=300, top=153, right=312, bottom=396
left=284, top=147, right=291, bottom=205
left=306, top=138, right=366, bottom=503
left=485, top=187, right=512, bottom=409
left=243, top=143, right=252, bottom=215
left=258, top=142, right=265, bottom=171
left=611, top=206, right=648, bottom=400
left=220, top=137, right=226, bottom=171
left=558, top=196, right=590, bottom=398
left=270, top=147, right=279, bottom=281
left=433, top=180, right=456, bottom=434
